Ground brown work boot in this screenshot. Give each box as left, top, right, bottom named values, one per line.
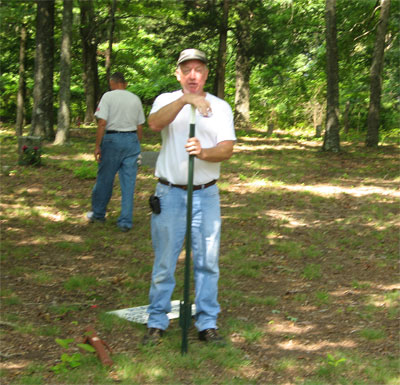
left=142, top=328, right=164, bottom=346
left=198, top=328, right=226, bottom=346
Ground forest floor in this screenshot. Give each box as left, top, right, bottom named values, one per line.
left=0, top=125, right=399, bottom=385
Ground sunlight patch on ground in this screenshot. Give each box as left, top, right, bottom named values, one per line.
left=237, top=364, right=264, bottom=382
left=282, top=183, right=400, bottom=198
left=266, top=320, right=315, bottom=335
left=235, top=143, right=272, bottom=152
left=246, top=179, right=268, bottom=189
left=0, top=360, right=31, bottom=370
left=34, top=206, right=65, bottom=221
left=266, top=209, right=308, bottom=228
left=377, top=283, right=400, bottom=291
left=277, top=338, right=357, bottom=352
left=48, top=153, right=92, bottom=161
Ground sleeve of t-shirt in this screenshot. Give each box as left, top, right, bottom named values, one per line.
left=149, top=93, right=171, bottom=115
left=94, top=93, right=109, bottom=121
left=216, top=102, right=236, bottom=143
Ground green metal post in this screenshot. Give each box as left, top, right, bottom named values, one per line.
left=180, top=106, right=196, bottom=354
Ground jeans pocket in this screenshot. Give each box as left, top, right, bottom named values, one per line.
left=155, top=182, right=171, bottom=198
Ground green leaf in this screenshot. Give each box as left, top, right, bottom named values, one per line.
left=55, top=338, right=74, bottom=349
left=77, top=343, right=96, bottom=353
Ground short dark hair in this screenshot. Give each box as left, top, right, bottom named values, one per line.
left=110, top=72, right=126, bottom=83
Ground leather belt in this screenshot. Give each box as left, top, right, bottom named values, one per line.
left=106, top=130, right=136, bottom=134
left=158, top=179, right=217, bottom=191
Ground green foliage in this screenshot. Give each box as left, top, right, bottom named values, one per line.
left=0, top=0, right=398, bottom=141
left=19, top=144, right=42, bottom=166
left=302, top=263, right=322, bottom=280
left=52, top=338, right=96, bottom=374
left=73, top=162, right=97, bottom=179
left=63, top=275, right=99, bottom=292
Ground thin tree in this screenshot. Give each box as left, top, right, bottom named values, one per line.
left=234, top=3, right=251, bottom=129
left=79, top=0, right=100, bottom=124
left=323, top=0, right=340, bottom=152
left=54, top=0, right=73, bottom=145
left=105, top=0, right=117, bottom=86
left=214, top=0, right=229, bottom=99
left=366, top=0, right=391, bottom=147
left=31, top=0, right=55, bottom=139
left=16, top=24, right=27, bottom=137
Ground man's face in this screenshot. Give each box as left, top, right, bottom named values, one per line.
left=176, top=60, right=209, bottom=95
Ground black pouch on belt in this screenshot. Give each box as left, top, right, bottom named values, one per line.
left=149, top=195, right=161, bottom=214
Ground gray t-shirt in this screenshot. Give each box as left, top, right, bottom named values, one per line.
left=95, top=89, right=145, bottom=132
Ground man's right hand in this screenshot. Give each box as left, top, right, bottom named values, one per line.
left=182, top=94, right=212, bottom=117
left=94, top=147, right=101, bottom=162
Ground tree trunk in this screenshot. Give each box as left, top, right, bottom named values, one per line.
left=16, top=24, right=27, bottom=137
left=79, top=0, right=100, bottom=124
left=214, top=0, right=229, bottom=99
left=54, top=0, right=73, bottom=145
left=366, top=0, right=391, bottom=147
left=234, top=4, right=251, bottom=129
left=31, top=0, right=55, bottom=139
left=105, top=0, right=117, bottom=86
left=322, top=0, right=340, bottom=152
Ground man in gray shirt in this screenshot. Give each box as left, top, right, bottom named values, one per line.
left=87, top=72, right=145, bottom=232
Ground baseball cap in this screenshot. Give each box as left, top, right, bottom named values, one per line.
left=177, top=49, right=208, bottom=65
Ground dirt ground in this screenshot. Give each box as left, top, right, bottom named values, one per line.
left=1, top=132, right=399, bottom=384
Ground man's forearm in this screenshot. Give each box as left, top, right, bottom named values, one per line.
left=95, top=119, right=107, bottom=148
left=137, top=124, right=143, bottom=141
left=148, top=93, right=211, bottom=132
left=196, top=140, right=234, bottom=162
left=148, top=97, right=186, bottom=132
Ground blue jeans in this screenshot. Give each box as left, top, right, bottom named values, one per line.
left=91, top=132, right=140, bottom=229
left=147, top=182, right=221, bottom=331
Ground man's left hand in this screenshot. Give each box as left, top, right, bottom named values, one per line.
left=185, top=137, right=202, bottom=157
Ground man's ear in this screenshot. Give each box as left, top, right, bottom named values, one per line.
left=175, top=69, right=181, bottom=81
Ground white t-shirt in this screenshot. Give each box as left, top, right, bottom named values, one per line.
left=150, top=90, right=236, bottom=185
left=95, top=89, right=145, bottom=131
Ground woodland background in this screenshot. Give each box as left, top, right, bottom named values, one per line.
left=1, top=1, right=399, bottom=384
left=0, top=0, right=399, bottom=148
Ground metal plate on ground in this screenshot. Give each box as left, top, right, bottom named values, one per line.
left=108, top=300, right=196, bottom=324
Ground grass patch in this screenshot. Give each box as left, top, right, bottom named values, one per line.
left=63, top=275, right=99, bottom=292
left=1, top=126, right=398, bottom=385
left=359, top=328, right=386, bottom=341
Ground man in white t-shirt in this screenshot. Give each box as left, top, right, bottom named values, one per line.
left=87, top=72, right=145, bottom=232
left=143, top=49, right=236, bottom=345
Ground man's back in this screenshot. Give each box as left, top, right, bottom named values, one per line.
left=95, top=89, right=144, bottom=131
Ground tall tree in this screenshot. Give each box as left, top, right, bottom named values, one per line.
left=214, top=0, right=229, bottom=99
left=79, top=0, right=100, bottom=124
left=366, top=0, right=391, bottom=147
left=105, top=0, right=117, bottom=86
left=234, top=3, right=251, bottom=129
left=16, top=23, right=27, bottom=136
left=54, top=0, right=73, bottom=145
left=323, top=0, right=340, bottom=152
left=31, top=0, right=55, bottom=139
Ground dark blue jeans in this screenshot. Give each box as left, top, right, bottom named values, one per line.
left=91, top=132, right=140, bottom=229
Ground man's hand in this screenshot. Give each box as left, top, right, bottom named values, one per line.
left=148, top=93, right=212, bottom=132
left=185, top=137, right=202, bottom=157
left=182, top=94, right=211, bottom=117
left=94, top=119, right=107, bottom=162
left=94, top=146, right=101, bottom=162
left=185, top=138, right=234, bottom=162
